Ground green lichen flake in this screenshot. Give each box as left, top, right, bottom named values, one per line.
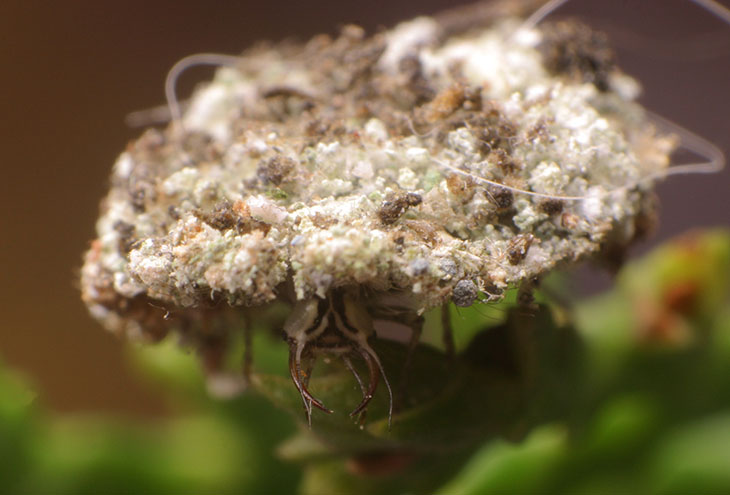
left=81, top=2, right=675, bottom=400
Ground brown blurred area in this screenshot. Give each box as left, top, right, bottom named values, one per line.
left=1, top=0, right=728, bottom=417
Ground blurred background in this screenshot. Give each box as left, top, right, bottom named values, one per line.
left=1, top=0, right=728, bottom=419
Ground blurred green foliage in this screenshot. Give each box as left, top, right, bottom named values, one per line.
left=2, top=229, right=730, bottom=494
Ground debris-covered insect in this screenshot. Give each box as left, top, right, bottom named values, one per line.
left=80, top=0, right=727, bottom=425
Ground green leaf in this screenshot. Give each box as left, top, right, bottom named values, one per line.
left=647, top=413, right=730, bottom=495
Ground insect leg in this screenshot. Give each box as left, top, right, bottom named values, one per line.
left=396, top=315, right=424, bottom=410
left=441, top=304, right=456, bottom=362
left=242, top=313, right=252, bottom=385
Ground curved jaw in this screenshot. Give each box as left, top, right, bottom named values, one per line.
left=287, top=335, right=392, bottom=427
left=284, top=293, right=393, bottom=427
left=288, top=339, right=333, bottom=415
left=347, top=347, right=379, bottom=417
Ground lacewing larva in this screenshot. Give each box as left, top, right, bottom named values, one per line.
left=81, top=0, right=728, bottom=426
